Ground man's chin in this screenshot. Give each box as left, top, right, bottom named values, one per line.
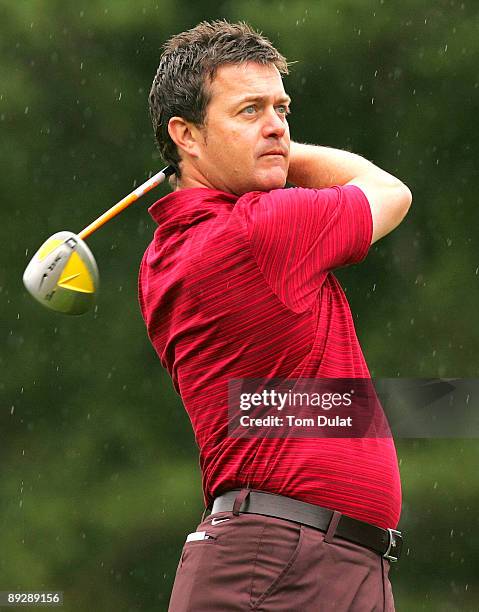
left=253, top=168, right=288, bottom=192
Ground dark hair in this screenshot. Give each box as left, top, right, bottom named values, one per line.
left=149, top=20, right=289, bottom=175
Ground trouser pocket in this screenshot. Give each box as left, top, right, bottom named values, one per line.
left=168, top=533, right=217, bottom=612
left=249, top=523, right=304, bottom=609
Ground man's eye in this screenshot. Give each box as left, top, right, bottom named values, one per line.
left=242, top=105, right=257, bottom=115
left=276, top=105, right=290, bottom=115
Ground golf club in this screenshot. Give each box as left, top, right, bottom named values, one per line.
left=23, top=165, right=175, bottom=315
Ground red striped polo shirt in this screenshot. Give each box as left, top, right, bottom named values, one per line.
left=139, top=185, right=401, bottom=529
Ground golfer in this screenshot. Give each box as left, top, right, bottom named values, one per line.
left=139, top=20, right=411, bottom=611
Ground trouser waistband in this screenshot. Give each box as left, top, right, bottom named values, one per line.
left=211, top=489, right=403, bottom=562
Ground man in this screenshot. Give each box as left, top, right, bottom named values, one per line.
left=140, top=20, right=411, bottom=612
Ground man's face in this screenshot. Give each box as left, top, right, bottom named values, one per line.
left=193, top=62, right=291, bottom=195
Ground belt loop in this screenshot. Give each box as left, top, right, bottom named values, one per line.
left=233, top=488, right=251, bottom=516
left=324, top=510, right=342, bottom=543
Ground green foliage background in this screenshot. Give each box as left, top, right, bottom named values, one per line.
left=1, top=1, right=478, bottom=610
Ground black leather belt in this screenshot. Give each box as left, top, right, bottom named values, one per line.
left=211, top=489, right=403, bottom=562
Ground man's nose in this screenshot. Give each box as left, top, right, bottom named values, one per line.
left=262, top=107, right=287, bottom=138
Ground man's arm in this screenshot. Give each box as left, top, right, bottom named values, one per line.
left=287, top=142, right=412, bottom=244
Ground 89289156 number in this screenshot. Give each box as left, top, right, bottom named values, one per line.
left=0, top=592, right=63, bottom=606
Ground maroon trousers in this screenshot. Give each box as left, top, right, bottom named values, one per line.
left=168, top=504, right=395, bottom=611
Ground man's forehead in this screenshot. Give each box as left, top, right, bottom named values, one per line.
left=209, top=62, right=288, bottom=103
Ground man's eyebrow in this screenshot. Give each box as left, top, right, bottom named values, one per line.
left=232, top=94, right=292, bottom=106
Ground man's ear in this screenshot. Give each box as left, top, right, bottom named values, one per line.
left=168, top=116, right=203, bottom=158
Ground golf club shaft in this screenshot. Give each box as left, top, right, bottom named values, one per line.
left=79, top=165, right=175, bottom=240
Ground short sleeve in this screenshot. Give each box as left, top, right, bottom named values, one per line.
left=235, top=185, right=372, bottom=312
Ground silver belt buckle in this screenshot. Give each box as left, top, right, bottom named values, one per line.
left=383, top=528, right=402, bottom=562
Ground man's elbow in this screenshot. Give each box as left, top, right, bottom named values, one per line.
left=389, top=182, right=412, bottom=236
left=370, top=181, right=413, bottom=244
left=400, top=182, right=413, bottom=215
left=396, top=181, right=413, bottom=224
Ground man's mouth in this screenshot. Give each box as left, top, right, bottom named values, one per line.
left=260, top=149, right=288, bottom=158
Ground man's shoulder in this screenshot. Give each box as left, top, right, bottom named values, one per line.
left=237, top=185, right=343, bottom=204
left=235, top=186, right=337, bottom=219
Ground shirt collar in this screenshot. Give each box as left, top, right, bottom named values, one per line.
left=148, top=187, right=238, bottom=227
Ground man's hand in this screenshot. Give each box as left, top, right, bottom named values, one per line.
left=287, top=142, right=412, bottom=244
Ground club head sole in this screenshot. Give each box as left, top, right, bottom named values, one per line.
left=23, top=231, right=99, bottom=315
